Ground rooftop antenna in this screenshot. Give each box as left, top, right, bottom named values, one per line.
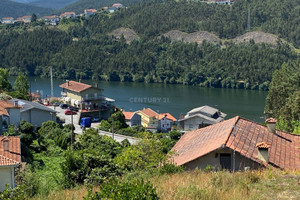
left=247, top=7, right=251, bottom=32
left=50, top=66, right=53, bottom=98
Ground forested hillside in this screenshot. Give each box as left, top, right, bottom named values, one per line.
left=0, top=0, right=53, bottom=18
left=0, top=0, right=299, bottom=90
left=58, top=0, right=144, bottom=14
left=29, top=0, right=78, bottom=9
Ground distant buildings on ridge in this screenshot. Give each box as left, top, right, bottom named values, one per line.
left=0, top=3, right=125, bottom=25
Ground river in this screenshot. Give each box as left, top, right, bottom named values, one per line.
left=9, top=77, right=268, bottom=123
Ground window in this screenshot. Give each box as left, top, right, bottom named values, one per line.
left=189, top=124, right=193, bottom=129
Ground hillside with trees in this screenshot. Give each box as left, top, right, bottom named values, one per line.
left=0, top=0, right=53, bottom=18
left=0, top=0, right=299, bottom=90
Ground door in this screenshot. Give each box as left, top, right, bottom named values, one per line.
left=220, top=154, right=231, bottom=170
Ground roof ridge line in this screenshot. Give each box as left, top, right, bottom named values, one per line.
left=224, top=116, right=240, bottom=146
left=238, top=116, right=300, bottom=137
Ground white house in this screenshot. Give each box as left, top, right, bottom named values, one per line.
left=9, top=99, right=57, bottom=127
left=122, top=111, right=141, bottom=127
left=43, top=15, right=60, bottom=25
left=179, top=105, right=226, bottom=131
left=1, top=17, right=14, bottom=24
left=0, top=136, right=21, bottom=191
left=60, top=12, right=76, bottom=18
left=157, top=113, right=177, bottom=132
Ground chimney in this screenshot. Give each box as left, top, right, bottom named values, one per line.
left=66, top=80, right=70, bottom=86
left=266, top=118, right=277, bottom=133
left=179, top=113, right=185, bottom=120
left=3, top=139, right=9, bottom=151
left=14, top=100, right=18, bottom=107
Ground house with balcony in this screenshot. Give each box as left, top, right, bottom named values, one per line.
left=157, top=113, right=177, bottom=133
left=136, top=108, right=159, bottom=131
left=60, top=80, right=115, bottom=120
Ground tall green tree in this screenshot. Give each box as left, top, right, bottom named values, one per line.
left=0, top=68, right=12, bottom=92
left=13, top=73, right=30, bottom=100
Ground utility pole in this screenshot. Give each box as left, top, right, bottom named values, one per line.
left=71, top=112, right=73, bottom=149
left=50, top=66, right=54, bottom=98
left=247, top=7, right=251, bottom=32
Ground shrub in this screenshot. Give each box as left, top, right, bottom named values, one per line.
left=85, top=179, right=159, bottom=200
left=159, top=163, right=184, bottom=175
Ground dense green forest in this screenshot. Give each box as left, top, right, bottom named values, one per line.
left=265, top=59, right=300, bottom=133
left=0, top=0, right=300, bottom=90
left=0, top=0, right=53, bottom=18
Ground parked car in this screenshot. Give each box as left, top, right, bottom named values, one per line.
left=91, top=117, right=100, bottom=122
left=65, top=109, right=77, bottom=115
left=69, top=106, right=79, bottom=112
left=60, top=104, right=68, bottom=109
left=52, top=102, right=60, bottom=107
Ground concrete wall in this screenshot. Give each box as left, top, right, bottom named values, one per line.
left=184, top=147, right=261, bottom=171
left=182, top=116, right=212, bottom=131
left=0, top=166, right=15, bottom=192
left=130, top=113, right=141, bottom=126
left=21, top=109, right=56, bottom=127
left=7, top=108, right=21, bottom=126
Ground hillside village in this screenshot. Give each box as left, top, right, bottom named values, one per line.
left=0, top=3, right=124, bottom=25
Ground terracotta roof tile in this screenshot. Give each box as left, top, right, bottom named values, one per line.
left=171, top=116, right=300, bottom=170
left=140, top=108, right=158, bottom=117
left=0, top=136, right=21, bottom=166
left=158, top=113, right=177, bottom=121
left=59, top=81, right=93, bottom=93
left=266, top=118, right=277, bottom=123
left=122, top=111, right=135, bottom=120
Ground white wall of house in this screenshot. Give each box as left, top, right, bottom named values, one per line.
left=183, top=148, right=261, bottom=171
left=158, top=117, right=173, bottom=132
left=21, top=109, right=56, bottom=127
left=7, top=108, right=21, bottom=126
left=182, top=116, right=212, bottom=131
left=0, top=166, right=16, bottom=192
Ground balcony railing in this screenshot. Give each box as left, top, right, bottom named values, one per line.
left=61, top=92, right=67, bottom=97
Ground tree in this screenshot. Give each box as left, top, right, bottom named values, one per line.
left=31, top=14, right=37, bottom=23
left=13, top=73, right=30, bottom=100
left=0, top=68, right=12, bottom=92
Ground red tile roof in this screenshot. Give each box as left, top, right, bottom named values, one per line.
left=59, top=81, right=92, bottom=93
left=171, top=116, right=300, bottom=170
left=0, top=136, right=21, bottom=166
left=158, top=113, right=177, bottom=121
left=140, top=108, right=158, bottom=117
left=123, top=111, right=135, bottom=120
left=0, top=100, right=21, bottom=116
left=266, top=118, right=277, bottom=123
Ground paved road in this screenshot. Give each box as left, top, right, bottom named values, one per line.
left=50, top=106, right=139, bottom=144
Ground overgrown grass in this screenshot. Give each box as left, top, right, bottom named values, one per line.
left=30, top=168, right=300, bottom=200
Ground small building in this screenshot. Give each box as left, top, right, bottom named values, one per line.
left=1, top=17, right=14, bottom=24
left=207, top=0, right=233, bottom=5
left=9, top=99, right=57, bottom=127
left=179, top=105, right=226, bottom=131
left=0, top=136, right=21, bottom=191
left=84, top=9, right=97, bottom=17
left=21, top=16, right=31, bottom=23
left=43, top=15, right=60, bottom=25
left=112, top=3, right=124, bottom=8
left=0, top=100, right=21, bottom=134
left=108, top=7, right=118, bottom=13
left=171, top=116, right=300, bottom=171
left=136, top=108, right=159, bottom=130
left=60, top=12, right=76, bottom=18
left=60, top=80, right=115, bottom=120
left=157, top=113, right=177, bottom=132
left=123, top=111, right=141, bottom=127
